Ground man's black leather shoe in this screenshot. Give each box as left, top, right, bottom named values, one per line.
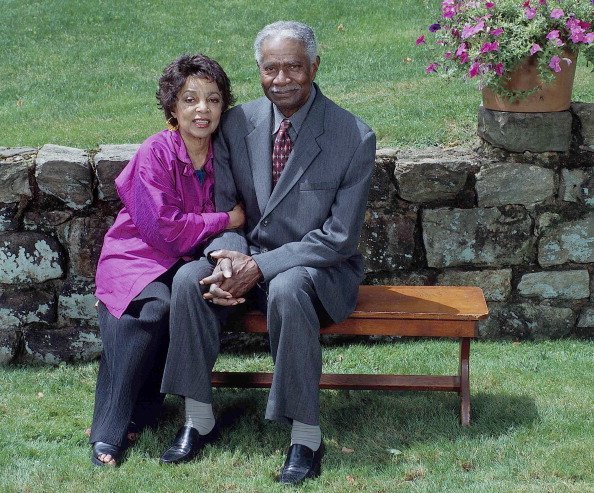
left=279, top=441, right=324, bottom=485
left=159, top=425, right=218, bottom=464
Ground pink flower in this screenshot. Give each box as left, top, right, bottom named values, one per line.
left=538, top=0, right=546, bottom=4
left=469, top=61, right=481, bottom=78
left=455, top=43, right=468, bottom=57
left=480, top=41, right=499, bottom=53
left=426, top=63, right=439, bottom=74
left=459, top=51, right=469, bottom=63
left=529, top=43, right=542, bottom=55
left=444, top=51, right=452, bottom=59
left=416, top=35, right=426, bottom=45
left=494, top=63, right=505, bottom=76
left=462, top=20, right=485, bottom=39
left=442, top=1, right=457, bottom=19
left=585, top=32, right=594, bottom=43
left=550, top=8, right=564, bottom=19
left=570, top=27, right=585, bottom=43
left=549, top=55, right=561, bottom=72
left=525, top=7, right=537, bottom=20
left=491, top=27, right=504, bottom=36
left=485, top=1, right=494, bottom=8
left=546, top=30, right=560, bottom=40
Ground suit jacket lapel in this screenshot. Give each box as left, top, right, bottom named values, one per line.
left=246, top=102, right=273, bottom=214
left=263, top=91, right=326, bottom=217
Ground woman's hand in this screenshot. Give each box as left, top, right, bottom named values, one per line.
left=226, top=203, right=245, bottom=230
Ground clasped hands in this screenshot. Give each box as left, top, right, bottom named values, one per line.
left=200, top=249, right=262, bottom=306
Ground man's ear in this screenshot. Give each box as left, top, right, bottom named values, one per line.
left=311, top=56, right=320, bottom=79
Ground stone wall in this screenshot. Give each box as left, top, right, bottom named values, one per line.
left=1, top=103, right=592, bottom=364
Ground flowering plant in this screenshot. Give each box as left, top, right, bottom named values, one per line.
left=417, top=0, right=594, bottom=98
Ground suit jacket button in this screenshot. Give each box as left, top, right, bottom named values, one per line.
left=262, top=218, right=269, bottom=226
left=261, top=247, right=268, bottom=253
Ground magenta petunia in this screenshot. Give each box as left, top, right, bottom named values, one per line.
left=546, top=30, right=559, bottom=40
left=550, top=8, right=564, bottom=19
left=494, top=63, right=505, bottom=76
left=525, top=7, right=537, bottom=20
left=469, top=61, right=481, bottom=78
left=529, top=43, right=542, bottom=55
left=461, top=20, right=485, bottom=39
left=416, top=35, right=426, bottom=45
left=480, top=41, right=499, bottom=53
left=549, top=55, right=561, bottom=72
left=585, top=32, right=594, bottom=43
left=570, top=27, right=585, bottom=43
left=425, top=63, right=439, bottom=74
left=485, top=1, right=494, bottom=8
left=491, top=27, right=504, bottom=36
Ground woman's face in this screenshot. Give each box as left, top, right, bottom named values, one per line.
left=171, top=75, right=223, bottom=143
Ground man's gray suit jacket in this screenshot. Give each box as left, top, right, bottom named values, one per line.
left=206, top=84, right=376, bottom=323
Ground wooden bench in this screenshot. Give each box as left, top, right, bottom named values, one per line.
left=212, top=285, right=489, bottom=426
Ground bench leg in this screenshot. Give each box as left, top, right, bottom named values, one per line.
left=459, top=337, right=471, bottom=426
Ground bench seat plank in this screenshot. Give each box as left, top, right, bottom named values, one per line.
left=212, top=371, right=460, bottom=392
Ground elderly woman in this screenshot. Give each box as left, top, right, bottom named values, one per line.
left=90, top=54, right=244, bottom=466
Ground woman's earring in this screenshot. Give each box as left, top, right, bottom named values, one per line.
left=166, top=118, right=178, bottom=131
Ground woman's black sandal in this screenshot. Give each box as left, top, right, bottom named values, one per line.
left=91, top=441, right=124, bottom=467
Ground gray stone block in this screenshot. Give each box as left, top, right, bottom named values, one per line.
left=538, top=212, right=594, bottom=266
left=0, top=159, right=31, bottom=204
left=476, top=163, right=555, bottom=207
left=572, top=102, right=594, bottom=152
left=0, top=232, right=64, bottom=283
left=56, top=216, right=111, bottom=278
left=0, top=287, right=56, bottom=328
left=94, top=144, right=139, bottom=201
left=35, top=144, right=92, bottom=210
left=517, top=270, right=590, bottom=299
left=58, top=279, right=98, bottom=324
left=22, top=326, right=102, bottom=364
left=437, top=269, right=512, bottom=301
left=479, top=302, right=575, bottom=339
left=0, top=204, right=20, bottom=232
left=477, top=106, right=572, bottom=152
left=23, top=210, right=74, bottom=234
left=423, top=206, right=534, bottom=268
left=577, top=306, right=594, bottom=328
left=0, top=330, right=20, bottom=364
left=0, top=147, right=36, bottom=159
left=559, top=168, right=594, bottom=207
left=394, top=154, right=472, bottom=204
left=360, top=207, right=417, bottom=272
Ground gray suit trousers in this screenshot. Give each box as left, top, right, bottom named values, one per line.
left=161, top=260, right=324, bottom=426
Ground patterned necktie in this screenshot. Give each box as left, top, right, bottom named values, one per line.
left=272, top=119, right=293, bottom=187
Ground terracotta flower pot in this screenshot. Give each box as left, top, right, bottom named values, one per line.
left=482, top=50, right=577, bottom=112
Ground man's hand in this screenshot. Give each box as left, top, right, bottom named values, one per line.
left=201, top=250, right=262, bottom=304
left=199, top=257, right=242, bottom=306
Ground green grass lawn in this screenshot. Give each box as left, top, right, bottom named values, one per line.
left=1, top=0, right=593, bottom=149
left=1, top=340, right=592, bottom=492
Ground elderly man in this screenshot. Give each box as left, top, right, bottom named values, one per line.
left=160, top=21, right=375, bottom=485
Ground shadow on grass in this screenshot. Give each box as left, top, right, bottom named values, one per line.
left=143, top=387, right=537, bottom=470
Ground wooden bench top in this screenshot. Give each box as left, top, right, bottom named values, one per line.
left=241, top=285, right=489, bottom=338
left=351, top=285, right=489, bottom=321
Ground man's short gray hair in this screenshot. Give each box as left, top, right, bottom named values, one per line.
left=254, top=21, right=318, bottom=65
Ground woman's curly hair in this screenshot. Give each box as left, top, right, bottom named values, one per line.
left=156, top=53, right=235, bottom=126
